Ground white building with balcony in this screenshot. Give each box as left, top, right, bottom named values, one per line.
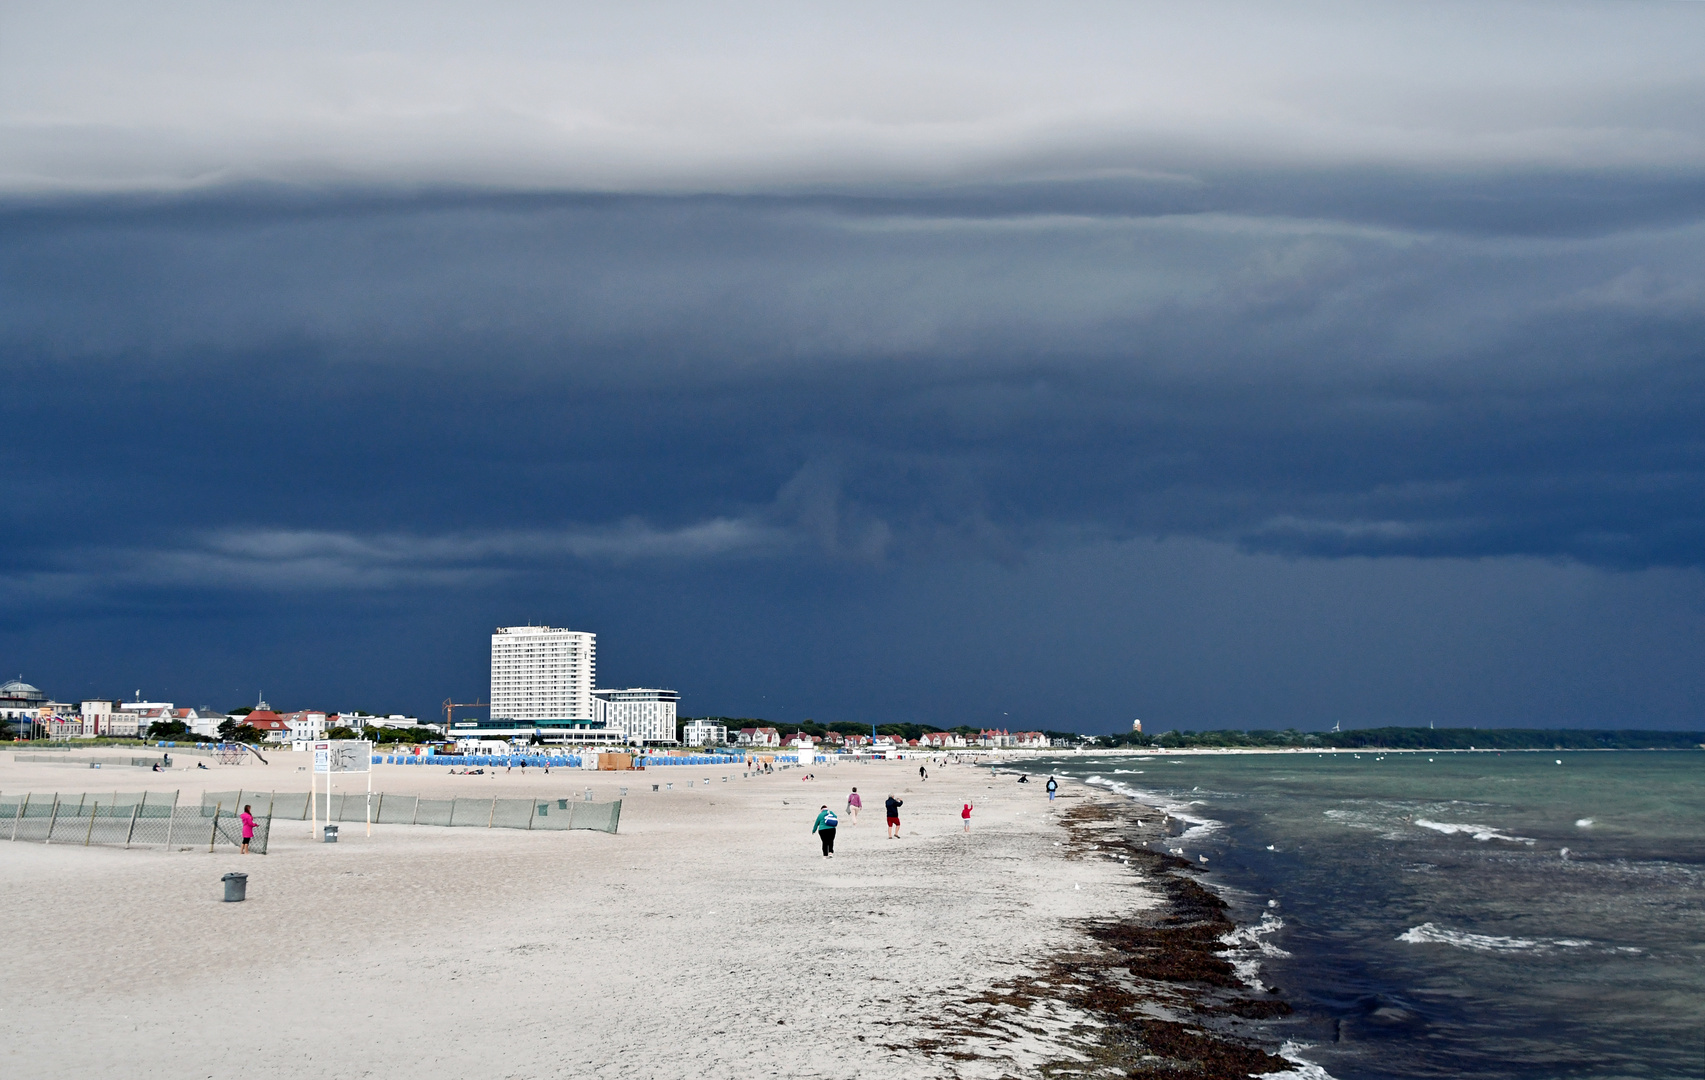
left=681, top=718, right=727, bottom=746
left=593, top=688, right=678, bottom=746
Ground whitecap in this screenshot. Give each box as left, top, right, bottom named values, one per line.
left=1258, top=1042, right=1340, bottom=1080
left=1575, top=818, right=1594, bottom=828
left=1218, top=913, right=1292, bottom=989
left=1082, top=775, right=1221, bottom=843
left=1398, top=923, right=1541, bottom=951
left=1413, top=819, right=1535, bottom=844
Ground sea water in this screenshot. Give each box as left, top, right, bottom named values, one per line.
left=1033, top=750, right=1704, bottom=1080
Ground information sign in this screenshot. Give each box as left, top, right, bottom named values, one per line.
left=313, top=740, right=372, bottom=773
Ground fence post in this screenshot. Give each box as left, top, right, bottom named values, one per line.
left=527, top=796, right=537, bottom=831
left=164, top=790, right=179, bottom=850
left=209, top=802, right=222, bottom=853
left=566, top=798, right=577, bottom=830
left=10, top=793, right=26, bottom=842
left=487, top=797, right=496, bottom=828
left=85, top=802, right=98, bottom=846
left=45, top=794, right=60, bottom=845
left=125, top=802, right=140, bottom=848
left=411, top=796, right=419, bottom=826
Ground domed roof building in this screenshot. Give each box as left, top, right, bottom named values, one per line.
left=1, top=676, right=49, bottom=726
left=1, top=677, right=46, bottom=703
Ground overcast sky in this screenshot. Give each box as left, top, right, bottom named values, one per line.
left=3, top=2, right=1702, bottom=731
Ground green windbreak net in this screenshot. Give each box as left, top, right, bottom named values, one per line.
left=0, top=793, right=271, bottom=853
left=0, top=790, right=620, bottom=850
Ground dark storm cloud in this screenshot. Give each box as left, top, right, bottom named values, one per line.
left=3, top=178, right=1703, bottom=587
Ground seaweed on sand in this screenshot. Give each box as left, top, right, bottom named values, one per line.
left=906, top=799, right=1294, bottom=1078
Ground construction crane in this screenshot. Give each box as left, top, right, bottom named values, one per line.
left=442, top=698, right=489, bottom=733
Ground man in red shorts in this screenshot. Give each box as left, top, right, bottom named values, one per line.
left=885, top=794, right=903, bottom=839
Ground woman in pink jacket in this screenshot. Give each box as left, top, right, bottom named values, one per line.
left=846, top=787, right=862, bottom=824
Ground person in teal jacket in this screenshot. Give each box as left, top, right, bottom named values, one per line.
left=812, top=805, right=839, bottom=857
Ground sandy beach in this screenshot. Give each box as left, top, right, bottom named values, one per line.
left=0, top=753, right=1161, bottom=1079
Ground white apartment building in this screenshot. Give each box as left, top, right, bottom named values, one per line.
left=490, top=625, right=597, bottom=725
left=593, top=688, right=678, bottom=746
left=680, top=718, right=727, bottom=746
left=283, top=710, right=328, bottom=742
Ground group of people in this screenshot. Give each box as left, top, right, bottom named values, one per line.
left=810, top=773, right=1061, bottom=855
left=810, top=787, right=912, bottom=856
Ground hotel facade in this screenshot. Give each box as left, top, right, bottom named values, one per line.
left=480, top=625, right=676, bottom=746
left=490, top=625, right=597, bottom=727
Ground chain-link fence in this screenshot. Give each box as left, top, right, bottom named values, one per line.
left=0, top=791, right=271, bottom=852
left=201, top=790, right=622, bottom=833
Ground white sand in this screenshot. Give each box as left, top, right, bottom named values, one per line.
left=0, top=753, right=1150, bottom=1078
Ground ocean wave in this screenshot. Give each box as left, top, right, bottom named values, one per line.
left=1398, top=923, right=1540, bottom=951
left=1397, top=922, right=1595, bottom=952
left=1083, top=775, right=1221, bottom=844
left=1575, top=818, right=1594, bottom=828
left=1412, top=819, right=1535, bottom=844
left=1257, top=1042, right=1340, bottom=1080
left=1219, top=911, right=1292, bottom=987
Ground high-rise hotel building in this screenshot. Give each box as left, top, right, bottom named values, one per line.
left=490, top=625, right=596, bottom=726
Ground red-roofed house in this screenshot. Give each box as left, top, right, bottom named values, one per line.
left=242, top=710, right=289, bottom=742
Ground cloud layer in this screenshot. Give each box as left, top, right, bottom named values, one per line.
left=5, top=2, right=1705, bottom=193
left=1, top=2, right=1702, bottom=727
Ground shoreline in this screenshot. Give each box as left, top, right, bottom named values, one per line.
left=911, top=788, right=1308, bottom=1079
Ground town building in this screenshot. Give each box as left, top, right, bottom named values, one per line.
left=242, top=705, right=290, bottom=741
left=283, top=710, right=328, bottom=742
left=1, top=678, right=48, bottom=725
left=123, top=705, right=176, bottom=736
left=681, top=718, right=728, bottom=746
left=178, top=708, right=225, bottom=739
left=593, top=688, right=678, bottom=746
left=344, top=713, right=425, bottom=729
left=737, top=727, right=781, bottom=747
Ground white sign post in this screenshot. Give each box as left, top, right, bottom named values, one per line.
left=313, top=740, right=373, bottom=837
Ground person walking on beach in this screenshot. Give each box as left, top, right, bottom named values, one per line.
left=885, top=795, right=903, bottom=839
left=812, top=804, right=839, bottom=857
left=919, top=765, right=928, bottom=781
left=847, top=787, right=862, bottom=824
left=962, top=801, right=973, bottom=833
left=1046, top=776, right=1058, bottom=801
left=240, top=804, right=255, bottom=854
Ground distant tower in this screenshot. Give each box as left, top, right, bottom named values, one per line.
left=1132, top=718, right=1142, bottom=733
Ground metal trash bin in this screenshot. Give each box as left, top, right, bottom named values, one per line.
left=323, top=825, right=339, bottom=843
left=222, top=872, right=248, bottom=902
